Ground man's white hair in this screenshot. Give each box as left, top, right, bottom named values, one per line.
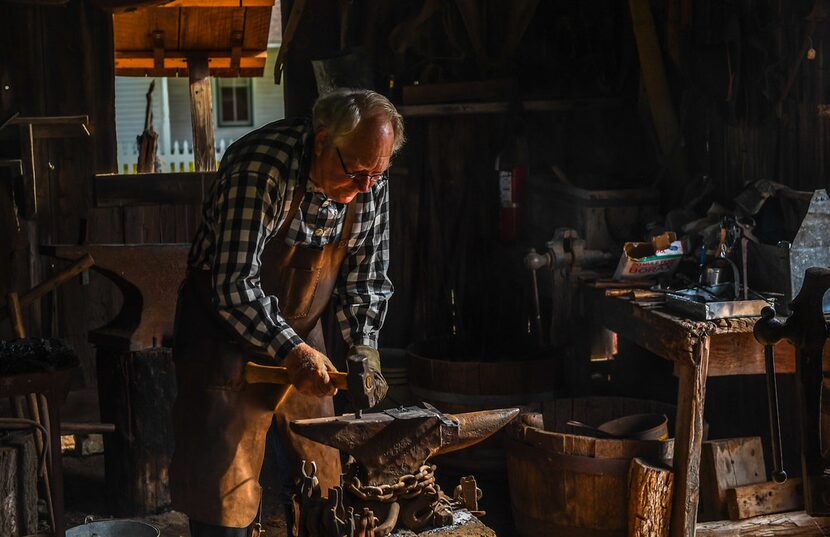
left=312, top=89, right=405, bottom=154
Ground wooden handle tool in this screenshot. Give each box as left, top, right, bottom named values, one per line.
left=244, top=362, right=349, bottom=390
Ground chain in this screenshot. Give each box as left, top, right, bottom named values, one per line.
left=345, top=464, right=437, bottom=503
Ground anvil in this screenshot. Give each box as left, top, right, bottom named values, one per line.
left=291, top=405, right=519, bottom=485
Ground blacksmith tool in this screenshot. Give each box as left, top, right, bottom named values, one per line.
left=288, top=405, right=518, bottom=536
left=290, top=405, right=519, bottom=485
left=753, top=267, right=830, bottom=515
left=245, top=353, right=381, bottom=417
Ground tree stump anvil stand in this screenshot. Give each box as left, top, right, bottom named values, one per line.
left=41, top=244, right=189, bottom=515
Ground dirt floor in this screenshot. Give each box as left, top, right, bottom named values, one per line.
left=62, top=453, right=517, bottom=537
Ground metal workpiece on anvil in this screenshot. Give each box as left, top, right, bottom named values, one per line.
left=39, top=244, right=190, bottom=350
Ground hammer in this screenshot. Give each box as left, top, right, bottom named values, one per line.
left=244, top=353, right=380, bottom=418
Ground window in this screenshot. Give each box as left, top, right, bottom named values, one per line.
left=216, top=78, right=253, bottom=127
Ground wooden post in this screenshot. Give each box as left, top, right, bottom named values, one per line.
left=0, top=447, right=19, bottom=536
left=628, top=457, right=674, bottom=537
left=188, top=54, right=215, bottom=172
left=97, top=347, right=176, bottom=515
left=671, top=336, right=710, bottom=537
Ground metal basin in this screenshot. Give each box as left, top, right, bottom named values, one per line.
left=598, top=413, right=669, bottom=441
left=66, top=520, right=160, bottom=537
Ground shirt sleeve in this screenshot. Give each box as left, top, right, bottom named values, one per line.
left=334, top=183, right=394, bottom=349
left=210, top=171, right=303, bottom=360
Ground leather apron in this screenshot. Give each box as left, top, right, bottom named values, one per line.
left=170, top=180, right=355, bottom=527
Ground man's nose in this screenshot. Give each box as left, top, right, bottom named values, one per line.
left=355, top=177, right=372, bottom=192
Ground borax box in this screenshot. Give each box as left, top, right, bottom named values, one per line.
left=613, top=232, right=684, bottom=280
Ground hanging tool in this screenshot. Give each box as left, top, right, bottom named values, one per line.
left=753, top=267, right=830, bottom=515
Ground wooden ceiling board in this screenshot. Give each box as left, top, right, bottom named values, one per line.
left=113, top=8, right=180, bottom=51
left=242, top=6, right=272, bottom=49
left=113, top=3, right=273, bottom=77
left=179, top=7, right=239, bottom=50
left=165, top=1, right=274, bottom=6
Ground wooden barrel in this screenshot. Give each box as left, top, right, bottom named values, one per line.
left=506, top=397, right=676, bottom=537
left=377, top=348, right=412, bottom=409
left=406, top=338, right=558, bottom=474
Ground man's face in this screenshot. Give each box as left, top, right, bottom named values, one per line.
left=312, top=114, right=395, bottom=204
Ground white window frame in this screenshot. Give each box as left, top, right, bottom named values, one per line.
left=215, top=78, right=254, bottom=127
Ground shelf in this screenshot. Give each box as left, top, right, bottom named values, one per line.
left=9, top=115, right=91, bottom=138
left=398, top=97, right=625, bottom=117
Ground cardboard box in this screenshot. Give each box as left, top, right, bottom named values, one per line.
left=613, top=232, right=684, bottom=280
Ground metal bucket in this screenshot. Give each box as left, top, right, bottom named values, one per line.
left=66, top=518, right=160, bottom=537
left=598, top=413, right=669, bottom=440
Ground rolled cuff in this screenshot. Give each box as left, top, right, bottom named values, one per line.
left=268, top=326, right=304, bottom=360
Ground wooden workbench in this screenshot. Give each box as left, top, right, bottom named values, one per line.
left=583, top=285, right=830, bottom=537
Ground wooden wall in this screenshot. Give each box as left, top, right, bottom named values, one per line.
left=1, top=0, right=828, bottom=388
left=1, top=1, right=117, bottom=386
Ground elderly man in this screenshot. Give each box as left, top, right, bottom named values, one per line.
left=170, top=89, right=404, bottom=537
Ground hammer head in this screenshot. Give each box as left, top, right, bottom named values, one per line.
left=346, top=353, right=382, bottom=414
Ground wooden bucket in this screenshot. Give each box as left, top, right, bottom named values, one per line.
left=506, top=397, right=676, bottom=537
left=406, top=338, right=558, bottom=475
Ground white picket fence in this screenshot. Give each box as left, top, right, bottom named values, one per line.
left=117, top=138, right=234, bottom=174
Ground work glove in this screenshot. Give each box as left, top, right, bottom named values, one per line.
left=285, top=343, right=338, bottom=397
left=349, top=345, right=388, bottom=408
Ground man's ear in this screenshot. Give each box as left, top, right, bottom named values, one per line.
left=313, top=128, right=328, bottom=157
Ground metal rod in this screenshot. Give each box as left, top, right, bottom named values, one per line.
left=764, top=344, right=788, bottom=483
left=529, top=268, right=544, bottom=346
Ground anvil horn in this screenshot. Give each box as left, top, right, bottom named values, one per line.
left=435, top=408, right=520, bottom=456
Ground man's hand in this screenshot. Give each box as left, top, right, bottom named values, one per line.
left=284, top=343, right=338, bottom=397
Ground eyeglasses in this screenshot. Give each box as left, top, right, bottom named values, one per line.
left=336, top=147, right=388, bottom=186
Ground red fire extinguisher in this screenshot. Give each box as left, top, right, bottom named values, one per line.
left=496, top=132, right=528, bottom=242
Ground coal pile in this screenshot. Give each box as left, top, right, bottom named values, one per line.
left=0, top=338, right=79, bottom=375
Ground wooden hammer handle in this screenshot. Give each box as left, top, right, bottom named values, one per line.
left=244, top=362, right=349, bottom=390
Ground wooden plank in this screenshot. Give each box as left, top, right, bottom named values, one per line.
left=112, top=8, right=180, bottom=51
left=696, top=511, right=830, bottom=536
left=115, top=65, right=266, bottom=78
left=188, top=55, right=216, bottom=173
left=398, top=98, right=625, bottom=117
left=726, top=479, right=803, bottom=520
left=402, top=79, right=515, bottom=105
left=699, top=437, right=767, bottom=521
left=671, top=337, right=710, bottom=537
left=180, top=7, right=239, bottom=50
left=242, top=7, right=273, bottom=49
left=166, top=0, right=275, bottom=5
left=587, top=288, right=696, bottom=365
left=93, top=172, right=216, bottom=207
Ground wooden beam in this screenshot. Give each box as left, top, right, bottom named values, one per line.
left=629, top=0, right=688, bottom=187
left=726, top=479, right=803, bottom=520
left=398, top=98, right=625, bottom=117
left=114, top=50, right=267, bottom=77
left=188, top=55, right=216, bottom=172
left=696, top=511, right=830, bottom=536
left=700, top=437, right=767, bottom=521
left=93, top=172, right=216, bottom=207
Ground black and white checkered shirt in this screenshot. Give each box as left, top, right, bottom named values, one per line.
left=188, top=117, right=393, bottom=360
